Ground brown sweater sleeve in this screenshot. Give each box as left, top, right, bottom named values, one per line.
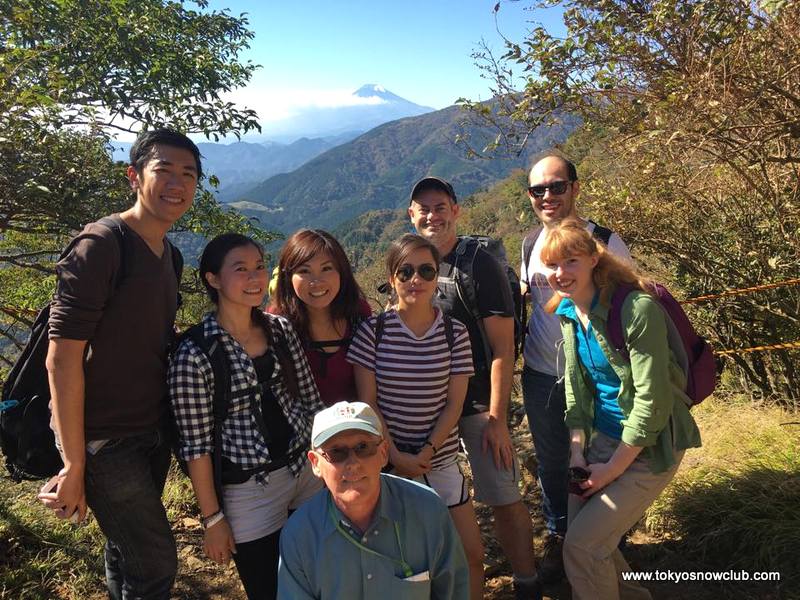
left=49, top=223, right=121, bottom=341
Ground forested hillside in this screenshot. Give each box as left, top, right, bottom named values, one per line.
left=460, top=0, right=800, bottom=403
left=234, top=105, right=577, bottom=234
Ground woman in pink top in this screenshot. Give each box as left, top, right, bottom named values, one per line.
left=269, top=229, right=371, bottom=406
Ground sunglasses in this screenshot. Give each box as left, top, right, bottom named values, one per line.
left=319, top=440, right=383, bottom=464
left=395, top=263, right=438, bottom=283
left=527, top=180, right=571, bottom=198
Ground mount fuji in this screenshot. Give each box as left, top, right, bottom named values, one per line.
left=256, top=84, right=435, bottom=141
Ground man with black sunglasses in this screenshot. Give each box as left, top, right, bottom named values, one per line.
left=409, top=177, right=542, bottom=600
left=520, top=155, right=631, bottom=585
left=277, top=401, right=469, bottom=599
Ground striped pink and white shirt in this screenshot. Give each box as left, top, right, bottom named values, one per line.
left=347, top=309, right=474, bottom=468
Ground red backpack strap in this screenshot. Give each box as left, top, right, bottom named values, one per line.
left=607, top=284, right=636, bottom=360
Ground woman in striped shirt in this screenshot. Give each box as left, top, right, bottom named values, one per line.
left=348, top=233, right=485, bottom=600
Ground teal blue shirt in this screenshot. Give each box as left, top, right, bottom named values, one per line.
left=556, top=297, right=624, bottom=439
left=278, top=473, right=469, bottom=600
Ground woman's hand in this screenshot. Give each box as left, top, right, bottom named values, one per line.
left=579, top=461, right=624, bottom=498
left=391, top=450, right=431, bottom=478
left=203, top=517, right=237, bottom=565
left=569, top=450, right=588, bottom=470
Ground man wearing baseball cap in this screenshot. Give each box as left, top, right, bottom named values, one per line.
left=408, top=177, right=542, bottom=599
left=277, top=401, right=469, bottom=599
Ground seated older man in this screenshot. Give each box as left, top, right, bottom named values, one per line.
left=278, top=401, right=469, bottom=600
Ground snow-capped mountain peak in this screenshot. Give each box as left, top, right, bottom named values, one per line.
left=352, top=84, right=405, bottom=103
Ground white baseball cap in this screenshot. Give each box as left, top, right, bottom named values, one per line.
left=311, top=401, right=383, bottom=448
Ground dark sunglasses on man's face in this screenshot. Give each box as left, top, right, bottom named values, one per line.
left=528, top=180, right=571, bottom=199
left=319, top=440, right=382, bottom=464
left=395, top=263, right=438, bottom=283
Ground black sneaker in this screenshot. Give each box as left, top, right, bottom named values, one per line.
left=514, top=576, right=543, bottom=600
left=538, top=534, right=565, bottom=585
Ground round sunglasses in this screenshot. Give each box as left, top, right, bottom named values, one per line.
left=394, top=263, right=438, bottom=283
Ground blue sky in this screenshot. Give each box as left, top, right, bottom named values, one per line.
left=206, top=1, right=564, bottom=123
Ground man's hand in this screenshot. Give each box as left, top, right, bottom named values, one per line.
left=482, top=415, right=514, bottom=470
left=37, top=467, right=88, bottom=523
left=203, top=517, right=237, bottom=564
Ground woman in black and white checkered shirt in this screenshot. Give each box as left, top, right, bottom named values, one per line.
left=168, top=233, right=324, bottom=600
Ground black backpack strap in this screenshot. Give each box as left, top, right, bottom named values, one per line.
left=167, top=240, right=184, bottom=308
left=452, top=237, right=494, bottom=368
left=182, top=324, right=231, bottom=506
left=95, top=215, right=129, bottom=290
left=588, top=220, right=613, bottom=246
left=257, top=312, right=301, bottom=401
left=522, top=226, right=542, bottom=289
left=443, top=314, right=455, bottom=353
left=374, top=311, right=388, bottom=351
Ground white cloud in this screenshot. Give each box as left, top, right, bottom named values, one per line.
left=222, top=85, right=386, bottom=123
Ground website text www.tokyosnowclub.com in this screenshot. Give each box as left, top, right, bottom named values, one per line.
left=622, top=570, right=781, bottom=583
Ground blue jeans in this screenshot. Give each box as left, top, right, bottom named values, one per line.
left=522, top=366, right=569, bottom=536
left=84, top=429, right=177, bottom=600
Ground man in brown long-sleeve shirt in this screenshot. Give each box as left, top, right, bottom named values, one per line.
left=38, top=128, right=200, bottom=600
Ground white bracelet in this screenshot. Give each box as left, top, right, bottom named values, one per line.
left=202, top=510, right=225, bottom=530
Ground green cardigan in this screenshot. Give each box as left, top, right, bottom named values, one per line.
left=559, top=289, right=702, bottom=474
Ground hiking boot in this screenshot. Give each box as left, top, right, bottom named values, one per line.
left=514, top=575, right=543, bottom=600
left=538, top=534, right=565, bottom=585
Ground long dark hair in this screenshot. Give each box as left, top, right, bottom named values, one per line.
left=199, top=233, right=264, bottom=305
left=270, top=229, right=364, bottom=338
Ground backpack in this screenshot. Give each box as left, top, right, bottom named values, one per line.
left=175, top=313, right=302, bottom=503
left=606, top=283, right=717, bottom=407
left=521, top=219, right=613, bottom=283
left=0, top=217, right=183, bottom=481
left=438, top=235, right=524, bottom=365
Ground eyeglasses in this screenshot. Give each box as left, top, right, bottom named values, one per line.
left=395, top=263, right=438, bottom=283
left=527, top=180, right=571, bottom=198
left=319, top=440, right=383, bottom=464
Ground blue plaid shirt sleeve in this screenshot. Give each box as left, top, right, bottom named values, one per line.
left=168, top=339, right=215, bottom=462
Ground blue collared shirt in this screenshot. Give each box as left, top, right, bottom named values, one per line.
left=278, top=473, right=469, bottom=600
left=557, top=297, right=624, bottom=439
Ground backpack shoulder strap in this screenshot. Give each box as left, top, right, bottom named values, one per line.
left=181, top=322, right=230, bottom=504
left=259, top=314, right=301, bottom=401
left=522, top=227, right=543, bottom=286
left=374, top=311, right=388, bottom=351
left=167, top=240, right=184, bottom=308
left=452, top=237, right=481, bottom=321
left=588, top=220, right=613, bottom=246
left=182, top=324, right=232, bottom=423
left=443, top=314, right=455, bottom=353
left=95, top=215, right=128, bottom=289
left=607, top=284, right=636, bottom=361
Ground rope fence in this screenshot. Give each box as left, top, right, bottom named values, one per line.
left=2, top=278, right=800, bottom=358
left=678, top=277, right=800, bottom=305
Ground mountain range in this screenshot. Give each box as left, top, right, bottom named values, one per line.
left=110, top=85, right=435, bottom=199
left=231, top=104, right=577, bottom=235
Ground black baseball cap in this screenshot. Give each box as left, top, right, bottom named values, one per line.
left=409, top=176, right=457, bottom=204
